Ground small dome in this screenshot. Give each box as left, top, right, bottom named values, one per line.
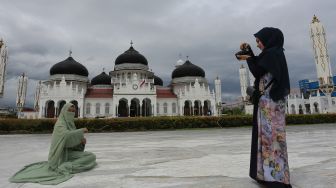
left=91, top=72, right=111, bottom=85
left=115, top=46, right=148, bottom=65
left=50, top=56, right=88, bottom=76
left=172, top=60, right=205, bottom=79
left=153, top=75, right=163, bottom=86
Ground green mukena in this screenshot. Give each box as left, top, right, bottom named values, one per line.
left=10, top=103, right=96, bottom=185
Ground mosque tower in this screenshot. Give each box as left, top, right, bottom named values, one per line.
left=239, top=64, right=251, bottom=101
left=215, top=76, right=222, bottom=114
left=310, top=15, right=333, bottom=86
left=16, top=73, right=28, bottom=112
left=34, top=81, right=42, bottom=111
left=0, top=38, right=8, bottom=98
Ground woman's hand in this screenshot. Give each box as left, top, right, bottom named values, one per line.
left=82, top=128, right=89, bottom=133
left=236, top=55, right=251, bottom=61
left=81, top=138, right=87, bottom=145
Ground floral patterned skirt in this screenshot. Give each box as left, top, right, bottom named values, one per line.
left=256, top=95, right=291, bottom=185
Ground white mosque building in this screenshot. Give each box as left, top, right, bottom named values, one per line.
left=239, top=15, right=336, bottom=115
left=35, top=44, right=222, bottom=118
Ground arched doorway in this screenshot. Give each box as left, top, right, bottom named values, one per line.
left=299, top=104, right=303, bottom=114
left=203, top=100, right=211, bottom=116
left=314, top=102, right=319, bottom=113
left=46, top=100, right=55, bottom=118
left=142, top=98, right=152, bottom=116
left=194, top=100, right=201, bottom=115
left=118, top=99, right=128, bottom=117
left=58, top=100, right=66, bottom=117
left=305, top=104, right=311, bottom=114
left=70, top=100, right=79, bottom=117
left=184, top=100, right=192, bottom=116
left=130, top=98, right=140, bottom=117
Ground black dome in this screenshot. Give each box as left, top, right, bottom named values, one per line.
left=91, top=72, right=111, bottom=85
left=115, top=46, right=148, bottom=65
left=153, top=75, right=163, bottom=86
left=50, top=56, right=88, bottom=76
left=171, top=60, right=205, bottom=79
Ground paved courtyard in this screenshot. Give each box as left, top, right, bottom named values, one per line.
left=1, top=124, right=336, bottom=188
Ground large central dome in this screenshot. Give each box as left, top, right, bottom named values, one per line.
left=172, top=60, right=205, bottom=79
left=115, top=46, right=148, bottom=65
left=50, top=56, right=88, bottom=77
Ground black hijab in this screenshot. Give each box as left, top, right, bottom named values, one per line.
left=254, top=27, right=290, bottom=101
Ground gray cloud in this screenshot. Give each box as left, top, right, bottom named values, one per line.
left=1, top=0, right=336, bottom=107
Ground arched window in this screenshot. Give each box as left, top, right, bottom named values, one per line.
left=86, top=103, right=91, bottom=114
left=163, top=102, right=168, bottom=114
left=96, top=103, right=101, bottom=114
left=157, top=103, right=160, bottom=114
left=314, top=102, right=319, bottom=113
left=172, top=103, right=176, bottom=113
left=105, top=103, right=110, bottom=114
left=290, top=104, right=296, bottom=114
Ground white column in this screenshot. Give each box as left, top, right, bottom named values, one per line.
left=128, top=101, right=131, bottom=117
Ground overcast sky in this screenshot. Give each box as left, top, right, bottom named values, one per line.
left=1, top=0, right=336, bottom=107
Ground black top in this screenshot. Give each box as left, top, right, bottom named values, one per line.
left=91, top=72, right=111, bottom=85
left=247, top=27, right=290, bottom=101
left=172, top=60, right=205, bottom=79
left=50, top=56, right=89, bottom=77
left=115, top=46, right=148, bottom=65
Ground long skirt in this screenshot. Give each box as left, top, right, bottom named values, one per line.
left=250, top=95, right=291, bottom=188
left=10, top=150, right=96, bottom=185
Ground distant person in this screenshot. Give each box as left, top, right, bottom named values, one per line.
left=237, top=27, right=291, bottom=188
left=10, top=103, right=96, bottom=185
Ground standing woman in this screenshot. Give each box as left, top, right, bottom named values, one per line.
left=10, top=103, right=96, bottom=185
left=237, top=27, right=291, bottom=188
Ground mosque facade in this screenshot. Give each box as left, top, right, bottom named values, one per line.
left=36, top=44, right=222, bottom=118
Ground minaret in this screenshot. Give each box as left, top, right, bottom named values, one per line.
left=16, top=73, right=28, bottom=111
left=239, top=64, right=250, bottom=101
left=34, top=81, right=42, bottom=111
left=215, top=76, right=222, bottom=115
left=215, top=76, right=222, bottom=102
left=310, top=15, right=333, bottom=86
left=0, top=38, right=9, bottom=98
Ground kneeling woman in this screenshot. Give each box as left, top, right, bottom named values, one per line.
left=10, top=103, right=96, bottom=185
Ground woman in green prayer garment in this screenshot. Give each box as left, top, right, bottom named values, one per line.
left=10, top=102, right=97, bottom=185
